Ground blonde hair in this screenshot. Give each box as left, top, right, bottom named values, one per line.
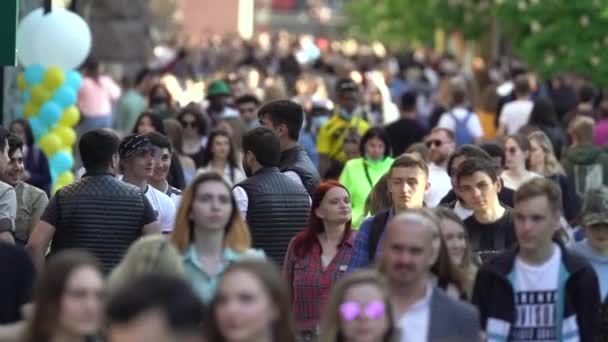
left=528, top=131, right=562, bottom=176
left=319, top=270, right=399, bottom=342
left=568, top=115, right=595, bottom=144
left=171, top=172, right=252, bottom=253
left=107, top=235, right=184, bottom=293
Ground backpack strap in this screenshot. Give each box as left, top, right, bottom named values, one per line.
left=448, top=109, right=474, bottom=125
left=368, top=210, right=391, bottom=262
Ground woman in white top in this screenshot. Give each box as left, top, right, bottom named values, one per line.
left=501, top=133, right=542, bottom=190
left=198, top=129, right=246, bottom=186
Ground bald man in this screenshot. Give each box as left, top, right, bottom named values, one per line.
left=378, top=210, right=481, bottom=342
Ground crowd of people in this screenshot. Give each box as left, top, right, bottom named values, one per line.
left=1, top=31, right=608, bottom=341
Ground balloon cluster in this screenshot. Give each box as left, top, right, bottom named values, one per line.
left=17, top=65, right=80, bottom=192
left=16, top=7, right=92, bottom=193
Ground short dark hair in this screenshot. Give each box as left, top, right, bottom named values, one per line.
left=0, top=127, right=9, bottom=153
left=7, top=134, right=23, bottom=157
left=400, top=91, right=417, bottom=111
left=145, top=131, right=171, bottom=152
left=446, top=144, right=492, bottom=177
left=258, top=100, right=304, bottom=141
left=79, top=129, right=120, bottom=171
left=235, top=94, right=261, bottom=107
left=578, top=84, right=596, bottom=103
left=390, top=154, right=429, bottom=178
left=106, top=274, right=204, bottom=336
left=359, top=127, right=392, bottom=158
left=242, top=127, right=281, bottom=167
left=9, top=119, right=34, bottom=146
left=431, top=127, right=455, bottom=142
left=456, top=157, right=499, bottom=183
left=514, top=75, right=530, bottom=96
left=479, top=140, right=505, bottom=167
left=452, top=87, right=467, bottom=106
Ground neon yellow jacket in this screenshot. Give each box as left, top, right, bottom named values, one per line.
left=339, top=156, right=394, bottom=229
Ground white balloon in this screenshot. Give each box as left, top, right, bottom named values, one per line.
left=16, top=8, right=45, bottom=66
left=32, top=8, right=92, bottom=69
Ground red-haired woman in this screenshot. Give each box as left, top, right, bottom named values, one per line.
left=283, top=180, right=355, bottom=341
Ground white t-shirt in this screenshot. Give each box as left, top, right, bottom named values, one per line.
left=145, top=185, right=177, bottom=233
left=425, top=163, right=452, bottom=208
left=499, top=99, right=534, bottom=135
left=397, top=283, right=433, bottom=342
left=454, top=200, right=474, bottom=221
left=437, top=108, right=484, bottom=139
left=511, top=244, right=561, bottom=342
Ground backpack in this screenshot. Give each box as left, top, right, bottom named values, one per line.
left=367, top=210, right=391, bottom=262
left=448, top=110, right=475, bottom=145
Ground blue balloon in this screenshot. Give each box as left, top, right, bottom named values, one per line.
left=29, top=117, right=48, bottom=141
left=24, top=64, right=45, bottom=86
left=50, top=151, right=74, bottom=174
left=65, top=70, right=82, bottom=90
left=39, top=101, right=62, bottom=126
left=50, top=169, right=58, bottom=185
left=22, top=91, right=31, bottom=103
left=53, top=86, right=77, bottom=108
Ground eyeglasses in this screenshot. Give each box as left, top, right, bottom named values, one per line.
left=426, top=140, right=444, bottom=148
left=339, top=300, right=385, bottom=321
left=181, top=121, right=198, bottom=128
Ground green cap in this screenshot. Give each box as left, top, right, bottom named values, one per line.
left=207, top=80, right=231, bottom=97
left=582, top=187, right=608, bottom=226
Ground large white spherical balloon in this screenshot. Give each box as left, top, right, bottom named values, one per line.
left=16, top=8, right=45, bottom=66
left=32, top=9, right=92, bottom=69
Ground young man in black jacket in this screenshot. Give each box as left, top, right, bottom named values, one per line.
left=472, top=178, right=600, bottom=341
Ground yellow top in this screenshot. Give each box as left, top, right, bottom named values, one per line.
left=316, top=114, right=369, bottom=162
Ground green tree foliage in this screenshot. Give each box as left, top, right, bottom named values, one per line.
left=345, top=0, right=608, bottom=84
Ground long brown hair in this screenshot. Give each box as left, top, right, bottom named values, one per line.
left=171, top=172, right=251, bottom=253
left=21, top=250, right=102, bottom=342
left=206, top=260, right=300, bottom=342
left=320, top=270, right=399, bottom=342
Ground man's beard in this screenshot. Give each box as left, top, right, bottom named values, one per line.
left=243, top=163, right=253, bottom=178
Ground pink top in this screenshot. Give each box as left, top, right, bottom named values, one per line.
left=77, top=75, right=121, bottom=117
left=594, top=120, right=608, bottom=147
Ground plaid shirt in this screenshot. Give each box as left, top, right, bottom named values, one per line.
left=283, top=230, right=355, bottom=330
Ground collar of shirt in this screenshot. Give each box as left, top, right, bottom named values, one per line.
left=406, top=281, right=434, bottom=314
left=183, top=245, right=241, bottom=277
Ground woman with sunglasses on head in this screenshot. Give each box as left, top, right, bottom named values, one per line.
left=207, top=259, right=300, bottom=342
left=339, top=127, right=393, bottom=228
left=21, top=250, right=105, bottom=342
left=501, top=133, right=542, bottom=191
left=283, top=180, right=355, bottom=341
left=177, top=106, right=209, bottom=168
left=198, top=130, right=246, bottom=186
left=171, top=172, right=263, bottom=303
left=435, top=207, right=479, bottom=299
left=319, top=269, right=400, bottom=342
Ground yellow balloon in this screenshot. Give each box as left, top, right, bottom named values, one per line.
left=52, top=126, right=76, bottom=147
left=17, top=73, right=27, bottom=91
left=58, top=171, right=75, bottom=185
left=31, top=84, right=51, bottom=105
left=23, top=102, right=40, bottom=118
left=43, top=67, right=65, bottom=91
left=39, top=133, right=62, bottom=156
left=59, top=106, right=80, bottom=127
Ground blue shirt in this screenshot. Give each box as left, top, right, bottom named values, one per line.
left=570, top=240, right=608, bottom=300
left=182, top=245, right=265, bottom=303
left=348, top=210, right=393, bottom=271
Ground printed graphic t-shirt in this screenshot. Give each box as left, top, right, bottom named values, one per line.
left=511, top=244, right=561, bottom=341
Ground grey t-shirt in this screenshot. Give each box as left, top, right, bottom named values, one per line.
left=0, top=182, right=16, bottom=233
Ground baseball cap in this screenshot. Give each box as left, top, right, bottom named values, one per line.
left=581, top=187, right=608, bottom=226
left=335, top=78, right=358, bottom=93
left=119, top=134, right=157, bottom=160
